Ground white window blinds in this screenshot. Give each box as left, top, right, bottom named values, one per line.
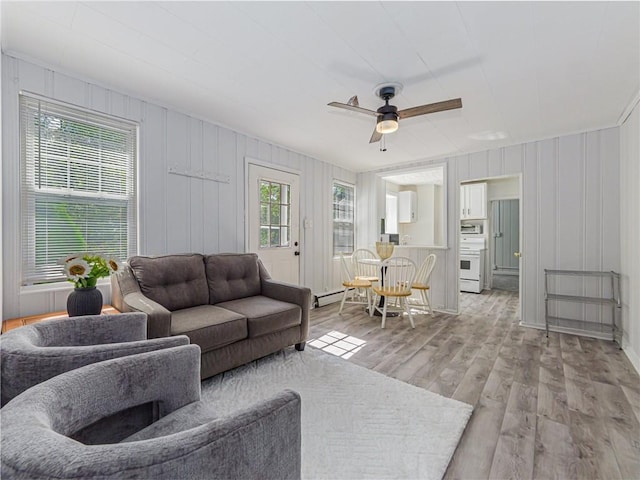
left=20, top=94, right=137, bottom=285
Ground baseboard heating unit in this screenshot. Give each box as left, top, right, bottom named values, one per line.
left=313, top=289, right=345, bottom=308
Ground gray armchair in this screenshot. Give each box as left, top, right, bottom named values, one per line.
left=0, top=345, right=302, bottom=480
left=0, top=312, right=189, bottom=406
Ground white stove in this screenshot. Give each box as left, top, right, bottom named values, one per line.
left=460, top=236, right=486, bottom=293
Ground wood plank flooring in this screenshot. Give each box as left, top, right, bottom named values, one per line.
left=307, top=289, right=640, bottom=480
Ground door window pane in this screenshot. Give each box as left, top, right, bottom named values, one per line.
left=259, top=180, right=291, bottom=248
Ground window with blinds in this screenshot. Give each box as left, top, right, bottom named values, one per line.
left=332, top=181, right=355, bottom=256
left=20, top=94, right=137, bottom=285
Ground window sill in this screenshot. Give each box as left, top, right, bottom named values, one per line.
left=20, top=278, right=111, bottom=295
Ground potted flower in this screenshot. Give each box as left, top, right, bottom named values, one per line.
left=61, top=253, right=119, bottom=316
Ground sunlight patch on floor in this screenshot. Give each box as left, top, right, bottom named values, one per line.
left=308, top=330, right=366, bottom=359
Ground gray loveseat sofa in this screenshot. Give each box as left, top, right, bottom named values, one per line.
left=111, top=253, right=311, bottom=379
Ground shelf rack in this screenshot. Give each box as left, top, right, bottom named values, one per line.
left=544, top=269, right=621, bottom=342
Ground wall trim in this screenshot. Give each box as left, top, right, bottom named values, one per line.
left=617, top=90, right=640, bottom=126
left=622, top=341, right=640, bottom=376
left=244, top=157, right=302, bottom=177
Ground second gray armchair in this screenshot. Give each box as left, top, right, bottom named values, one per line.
left=0, top=312, right=189, bottom=406
left=0, top=345, right=302, bottom=480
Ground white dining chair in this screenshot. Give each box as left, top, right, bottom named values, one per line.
left=370, top=256, right=417, bottom=329
left=410, top=254, right=437, bottom=315
left=352, top=248, right=379, bottom=283
left=338, top=253, right=372, bottom=314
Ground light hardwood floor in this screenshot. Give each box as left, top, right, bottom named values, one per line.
left=307, top=289, right=640, bottom=480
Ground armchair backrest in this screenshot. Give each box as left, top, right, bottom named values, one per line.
left=1, top=345, right=203, bottom=479
left=0, top=313, right=189, bottom=407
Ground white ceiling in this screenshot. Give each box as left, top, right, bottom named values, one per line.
left=382, top=166, right=444, bottom=186
left=2, top=1, right=639, bottom=172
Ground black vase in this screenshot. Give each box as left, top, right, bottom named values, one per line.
left=67, top=287, right=103, bottom=317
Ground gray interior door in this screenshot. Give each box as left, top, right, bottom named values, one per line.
left=492, top=199, right=519, bottom=272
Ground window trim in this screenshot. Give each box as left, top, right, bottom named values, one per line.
left=332, top=179, right=356, bottom=257
left=19, top=92, right=139, bottom=286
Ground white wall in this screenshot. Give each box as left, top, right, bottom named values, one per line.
left=358, top=128, right=621, bottom=327
left=1, top=54, right=355, bottom=318
left=487, top=176, right=519, bottom=201
left=619, top=99, right=640, bottom=373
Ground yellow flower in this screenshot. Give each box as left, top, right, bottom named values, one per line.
left=108, top=258, right=119, bottom=273
left=64, top=258, right=90, bottom=280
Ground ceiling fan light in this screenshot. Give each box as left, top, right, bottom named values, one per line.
left=376, top=113, right=399, bottom=134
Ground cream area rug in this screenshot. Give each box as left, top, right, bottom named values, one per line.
left=201, top=347, right=473, bottom=480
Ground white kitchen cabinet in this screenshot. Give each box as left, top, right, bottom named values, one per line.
left=460, top=183, right=487, bottom=219
left=398, top=191, right=417, bottom=223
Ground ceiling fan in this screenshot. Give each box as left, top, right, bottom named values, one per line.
left=328, top=83, right=462, bottom=143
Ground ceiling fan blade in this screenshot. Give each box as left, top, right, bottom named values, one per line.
left=328, top=101, right=378, bottom=117
left=397, top=98, right=462, bottom=119
left=369, top=127, right=383, bottom=144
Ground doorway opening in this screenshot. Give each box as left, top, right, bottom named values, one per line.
left=458, top=174, right=522, bottom=318
left=490, top=198, right=520, bottom=292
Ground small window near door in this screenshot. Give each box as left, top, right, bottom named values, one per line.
left=259, top=180, right=290, bottom=248
left=332, top=181, right=355, bottom=256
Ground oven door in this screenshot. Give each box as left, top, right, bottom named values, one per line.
left=459, top=252, right=480, bottom=280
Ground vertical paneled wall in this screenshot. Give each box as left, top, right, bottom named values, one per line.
left=1, top=54, right=355, bottom=318
left=619, top=100, right=640, bottom=371
left=357, top=128, right=621, bottom=329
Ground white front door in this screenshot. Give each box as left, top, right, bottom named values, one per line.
left=247, top=164, right=300, bottom=284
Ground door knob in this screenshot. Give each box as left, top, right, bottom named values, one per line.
left=294, top=251, right=300, bottom=256
left=514, top=252, right=521, bottom=258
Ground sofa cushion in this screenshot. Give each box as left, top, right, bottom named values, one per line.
left=171, top=305, right=247, bottom=352
left=217, top=296, right=301, bottom=338
left=129, top=254, right=209, bottom=311
left=206, top=253, right=261, bottom=304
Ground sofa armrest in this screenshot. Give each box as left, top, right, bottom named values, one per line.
left=156, top=389, right=301, bottom=480
left=111, top=264, right=173, bottom=338
left=2, top=386, right=300, bottom=480
left=261, top=278, right=311, bottom=342
left=1, top=346, right=202, bottom=456
left=121, top=292, right=172, bottom=339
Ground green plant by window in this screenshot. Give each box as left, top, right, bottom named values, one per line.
left=61, top=253, right=120, bottom=289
